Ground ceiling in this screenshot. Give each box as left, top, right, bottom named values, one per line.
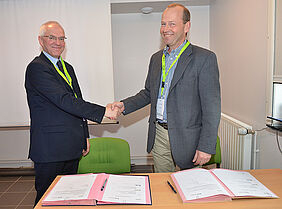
left=111, top=0, right=213, bottom=14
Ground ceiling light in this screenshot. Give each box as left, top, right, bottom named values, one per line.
left=141, top=7, right=153, bottom=14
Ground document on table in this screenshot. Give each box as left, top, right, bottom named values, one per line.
left=42, top=173, right=152, bottom=206
left=100, top=175, right=148, bottom=204
left=172, top=169, right=230, bottom=201
left=171, top=168, right=278, bottom=203
left=212, top=169, right=278, bottom=198
left=44, top=174, right=97, bottom=201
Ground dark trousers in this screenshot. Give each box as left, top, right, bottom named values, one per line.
left=33, top=158, right=79, bottom=207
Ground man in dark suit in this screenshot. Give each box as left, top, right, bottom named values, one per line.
left=25, top=21, right=118, bottom=206
left=111, top=4, right=221, bottom=172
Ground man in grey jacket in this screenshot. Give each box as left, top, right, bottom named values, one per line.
left=112, top=3, right=221, bottom=172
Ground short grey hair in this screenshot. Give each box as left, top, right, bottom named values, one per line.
left=39, top=21, right=64, bottom=36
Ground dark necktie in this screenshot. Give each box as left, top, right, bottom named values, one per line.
left=57, top=60, right=69, bottom=82
left=56, top=60, right=64, bottom=74
left=57, top=60, right=76, bottom=97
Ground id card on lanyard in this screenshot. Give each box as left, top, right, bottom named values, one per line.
left=157, top=98, right=165, bottom=120
left=157, top=41, right=190, bottom=120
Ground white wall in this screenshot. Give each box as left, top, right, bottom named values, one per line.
left=0, top=0, right=115, bottom=167
left=210, top=0, right=282, bottom=169
left=274, top=0, right=282, bottom=76
left=0, top=5, right=210, bottom=167
left=2, top=1, right=281, bottom=169
left=96, top=6, right=210, bottom=165
left=0, top=0, right=114, bottom=126
left=0, top=129, right=31, bottom=168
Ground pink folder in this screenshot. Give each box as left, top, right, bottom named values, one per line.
left=171, top=168, right=278, bottom=203
left=42, top=173, right=152, bottom=206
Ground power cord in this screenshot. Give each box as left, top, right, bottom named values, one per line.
left=276, top=130, right=282, bottom=154
left=254, top=127, right=281, bottom=154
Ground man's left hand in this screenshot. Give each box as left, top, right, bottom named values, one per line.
left=82, top=138, right=90, bottom=156
left=192, top=150, right=211, bottom=166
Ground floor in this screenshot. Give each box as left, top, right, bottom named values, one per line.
left=0, top=175, right=35, bottom=209
left=0, top=165, right=154, bottom=209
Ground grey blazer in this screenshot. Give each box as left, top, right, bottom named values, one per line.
left=122, top=44, right=221, bottom=169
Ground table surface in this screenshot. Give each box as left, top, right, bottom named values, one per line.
left=35, top=169, right=282, bottom=209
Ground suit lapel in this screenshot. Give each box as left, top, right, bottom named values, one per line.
left=39, top=52, right=55, bottom=70
left=169, top=44, right=193, bottom=93
left=151, top=51, right=163, bottom=97
left=40, top=52, right=74, bottom=93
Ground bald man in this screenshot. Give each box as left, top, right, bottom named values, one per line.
left=25, top=21, right=118, bottom=205
left=111, top=4, right=221, bottom=173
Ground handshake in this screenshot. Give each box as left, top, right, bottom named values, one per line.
left=104, top=102, right=125, bottom=120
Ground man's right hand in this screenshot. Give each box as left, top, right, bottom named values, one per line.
left=105, top=104, right=119, bottom=120
left=110, top=101, right=125, bottom=112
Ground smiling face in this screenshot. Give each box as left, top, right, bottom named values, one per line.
left=160, top=6, right=190, bottom=50
left=38, top=23, right=65, bottom=58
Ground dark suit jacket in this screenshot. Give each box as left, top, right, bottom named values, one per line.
left=122, top=44, right=221, bottom=169
left=25, top=52, right=105, bottom=163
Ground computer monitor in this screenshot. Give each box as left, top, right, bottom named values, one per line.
left=266, top=116, right=282, bottom=131
left=272, top=82, right=282, bottom=119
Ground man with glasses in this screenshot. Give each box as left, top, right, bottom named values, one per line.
left=25, top=21, right=118, bottom=206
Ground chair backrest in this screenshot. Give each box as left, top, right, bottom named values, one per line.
left=77, top=137, right=131, bottom=174
left=204, top=136, right=222, bottom=167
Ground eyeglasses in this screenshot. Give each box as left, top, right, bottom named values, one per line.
left=42, top=35, right=67, bottom=42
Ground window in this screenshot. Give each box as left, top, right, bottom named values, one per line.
left=267, top=0, right=282, bottom=119
left=272, top=82, right=282, bottom=118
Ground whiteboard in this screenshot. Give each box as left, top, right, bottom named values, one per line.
left=0, top=0, right=114, bottom=126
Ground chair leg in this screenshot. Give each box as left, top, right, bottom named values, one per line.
left=216, top=163, right=220, bottom=168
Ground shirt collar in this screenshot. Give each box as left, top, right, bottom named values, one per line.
left=43, top=51, right=60, bottom=66
left=163, top=40, right=187, bottom=56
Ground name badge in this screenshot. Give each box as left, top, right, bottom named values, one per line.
left=156, top=98, right=165, bottom=120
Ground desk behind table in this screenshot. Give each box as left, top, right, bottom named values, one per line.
left=35, top=169, right=282, bottom=209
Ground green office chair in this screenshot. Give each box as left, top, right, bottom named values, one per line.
left=77, top=137, right=131, bottom=174
left=204, top=136, right=222, bottom=168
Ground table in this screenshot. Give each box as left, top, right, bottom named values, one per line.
left=35, top=169, right=282, bottom=209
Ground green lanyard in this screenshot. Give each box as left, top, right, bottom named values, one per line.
left=161, top=40, right=190, bottom=95
left=50, top=57, right=77, bottom=98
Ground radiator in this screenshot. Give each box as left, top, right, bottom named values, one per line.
left=218, top=113, right=256, bottom=170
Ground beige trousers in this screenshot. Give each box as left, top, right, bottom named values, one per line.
left=151, top=123, right=176, bottom=173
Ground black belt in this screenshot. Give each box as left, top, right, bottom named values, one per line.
left=157, top=121, right=168, bottom=130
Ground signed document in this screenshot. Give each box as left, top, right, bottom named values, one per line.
left=171, top=168, right=278, bottom=203
left=44, top=174, right=97, bottom=202
left=100, top=175, right=150, bottom=204
left=42, top=173, right=152, bottom=206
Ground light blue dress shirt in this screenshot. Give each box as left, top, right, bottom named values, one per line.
left=156, top=40, right=187, bottom=122
left=43, top=51, right=59, bottom=68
